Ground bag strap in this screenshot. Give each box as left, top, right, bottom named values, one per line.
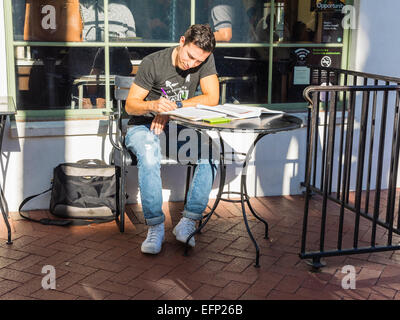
left=18, top=189, right=115, bottom=227
left=18, top=188, right=72, bottom=226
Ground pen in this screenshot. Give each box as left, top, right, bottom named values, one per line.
left=161, top=88, right=169, bottom=99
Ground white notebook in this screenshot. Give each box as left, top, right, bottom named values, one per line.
left=163, top=107, right=225, bottom=121
left=163, top=104, right=284, bottom=121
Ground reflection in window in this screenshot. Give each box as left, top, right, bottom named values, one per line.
left=16, top=0, right=88, bottom=42
left=274, top=0, right=345, bottom=44
left=10, top=0, right=348, bottom=112
left=15, top=46, right=106, bottom=109
left=81, top=0, right=136, bottom=41
left=254, top=2, right=279, bottom=43
left=125, top=0, right=190, bottom=42
left=14, top=0, right=139, bottom=43
left=196, top=0, right=268, bottom=43
left=214, top=48, right=269, bottom=104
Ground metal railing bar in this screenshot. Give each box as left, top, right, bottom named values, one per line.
left=320, top=88, right=330, bottom=190
left=328, top=77, right=338, bottom=195
left=385, top=88, right=400, bottom=228
left=371, top=87, right=390, bottom=246
left=312, top=92, right=320, bottom=188
left=337, top=84, right=353, bottom=250
left=345, top=80, right=357, bottom=205
left=386, top=90, right=400, bottom=245
left=303, top=86, right=400, bottom=104
left=365, top=79, right=379, bottom=214
left=300, top=244, right=400, bottom=260
left=315, top=68, right=323, bottom=188
left=336, top=73, right=348, bottom=200
left=301, top=91, right=320, bottom=255
left=319, top=90, right=337, bottom=252
left=353, top=88, right=370, bottom=249
left=337, top=90, right=355, bottom=250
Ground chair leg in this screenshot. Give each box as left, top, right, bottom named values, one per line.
left=109, top=148, right=115, bottom=165
left=183, top=165, right=193, bottom=205
left=119, top=196, right=125, bottom=233
left=117, top=165, right=126, bottom=233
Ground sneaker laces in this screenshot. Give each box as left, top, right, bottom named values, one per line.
left=180, top=218, right=196, bottom=236
left=146, top=224, right=163, bottom=242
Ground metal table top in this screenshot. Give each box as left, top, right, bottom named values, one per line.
left=170, top=113, right=303, bottom=133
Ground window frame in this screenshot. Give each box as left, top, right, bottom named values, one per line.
left=4, top=0, right=353, bottom=121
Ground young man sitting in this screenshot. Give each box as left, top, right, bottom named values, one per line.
left=125, top=24, right=220, bottom=254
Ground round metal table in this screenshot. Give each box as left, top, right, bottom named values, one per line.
left=170, top=113, right=303, bottom=267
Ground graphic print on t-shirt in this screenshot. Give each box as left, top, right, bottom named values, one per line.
left=162, top=74, right=190, bottom=102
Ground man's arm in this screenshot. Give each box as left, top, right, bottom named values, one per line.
left=125, top=82, right=176, bottom=115
left=180, top=74, right=220, bottom=107
left=214, top=28, right=232, bottom=42
left=211, top=3, right=234, bottom=42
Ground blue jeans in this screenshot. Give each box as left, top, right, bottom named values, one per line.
left=125, top=123, right=218, bottom=226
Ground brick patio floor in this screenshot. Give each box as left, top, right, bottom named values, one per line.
left=0, top=193, right=399, bottom=300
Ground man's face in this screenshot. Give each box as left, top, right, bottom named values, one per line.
left=175, top=36, right=211, bottom=71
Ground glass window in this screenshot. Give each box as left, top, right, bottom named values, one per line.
left=214, top=47, right=269, bottom=104
left=195, top=1, right=270, bottom=103
left=272, top=46, right=343, bottom=103
left=196, top=0, right=267, bottom=43
left=80, top=0, right=119, bottom=42
left=13, top=0, right=102, bottom=42
left=7, top=0, right=350, bottom=116
left=15, top=46, right=105, bottom=110
left=125, top=0, right=190, bottom=42
left=274, top=0, right=345, bottom=44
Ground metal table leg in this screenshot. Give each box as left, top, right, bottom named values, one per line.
left=0, top=115, right=12, bottom=244
left=240, top=133, right=269, bottom=268
left=183, top=131, right=270, bottom=267
left=0, top=189, right=12, bottom=245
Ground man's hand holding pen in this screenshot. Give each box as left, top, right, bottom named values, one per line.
left=148, top=87, right=179, bottom=114
left=149, top=97, right=177, bottom=114
left=150, top=88, right=177, bottom=135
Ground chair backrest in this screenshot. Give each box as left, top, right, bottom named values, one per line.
left=114, top=76, right=135, bottom=101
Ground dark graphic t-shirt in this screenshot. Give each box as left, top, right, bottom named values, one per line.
left=129, top=46, right=217, bottom=125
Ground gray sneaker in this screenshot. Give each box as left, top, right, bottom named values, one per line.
left=141, top=223, right=165, bottom=254
left=173, top=217, right=197, bottom=247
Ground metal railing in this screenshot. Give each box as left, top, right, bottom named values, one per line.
left=300, top=66, right=400, bottom=269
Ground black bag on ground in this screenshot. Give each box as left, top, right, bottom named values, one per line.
left=19, top=159, right=117, bottom=226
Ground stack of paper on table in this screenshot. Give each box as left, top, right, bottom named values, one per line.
left=163, top=103, right=284, bottom=121
left=162, top=107, right=223, bottom=121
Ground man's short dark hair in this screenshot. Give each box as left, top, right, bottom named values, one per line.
left=183, top=24, right=216, bottom=53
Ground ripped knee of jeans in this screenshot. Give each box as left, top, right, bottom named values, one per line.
left=138, top=133, right=161, bottom=167
left=142, top=143, right=159, bottom=166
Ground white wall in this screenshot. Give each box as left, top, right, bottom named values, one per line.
left=350, top=0, right=400, bottom=77
left=1, top=120, right=308, bottom=211
left=348, top=0, right=400, bottom=191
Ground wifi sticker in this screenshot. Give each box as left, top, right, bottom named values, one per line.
left=294, top=48, right=310, bottom=62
